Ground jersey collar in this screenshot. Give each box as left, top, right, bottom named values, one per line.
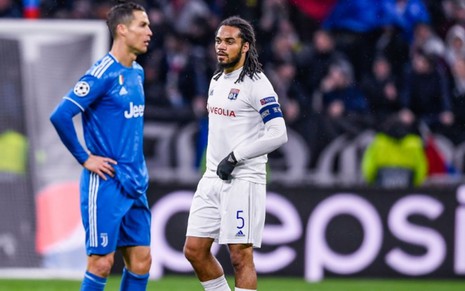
left=223, top=67, right=243, bottom=79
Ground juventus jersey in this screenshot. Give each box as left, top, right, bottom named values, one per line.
left=204, top=68, right=283, bottom=183
left=60, top=53, right=148, bottom=197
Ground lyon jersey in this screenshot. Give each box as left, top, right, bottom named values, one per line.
left=64, top=53, right=148, bottom=197
left=204, top=68, right=282, bottom=183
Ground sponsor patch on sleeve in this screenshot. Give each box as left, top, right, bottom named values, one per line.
left=260, top=96, right=277, bottom=105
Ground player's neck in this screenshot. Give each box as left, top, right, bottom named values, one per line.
left=110, top=43, right=136, bottom=68
left=224, top=65, right=244, bottom=75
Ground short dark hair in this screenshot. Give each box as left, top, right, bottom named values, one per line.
left=214, top=16, right=263, bottom=83
left=106, top=1, right=146, bottom=39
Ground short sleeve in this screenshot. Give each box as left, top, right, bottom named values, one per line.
left=64, top=74, right=109, bottom=111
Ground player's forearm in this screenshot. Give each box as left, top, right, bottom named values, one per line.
left=233, top=118, right=287, bottom=162
left=50, top=101, right=89, bottom=164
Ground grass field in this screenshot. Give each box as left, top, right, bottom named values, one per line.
left=0, top=275, right=464, bottom=291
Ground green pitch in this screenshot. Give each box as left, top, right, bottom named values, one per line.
left=0, top=275, right=463, bottom=291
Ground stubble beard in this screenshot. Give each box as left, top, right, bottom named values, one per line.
left=218, top=49, right=242, bottom=70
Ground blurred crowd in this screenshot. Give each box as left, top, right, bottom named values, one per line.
left=4, top=0, right=465, bottom=173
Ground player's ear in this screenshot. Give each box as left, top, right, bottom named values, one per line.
left=242, top=41, right=249, bottom=54
left=116, top=23, right=128, bottom=37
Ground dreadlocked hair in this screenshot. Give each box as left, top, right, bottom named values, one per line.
left=213, top=16, right=263, bottom=83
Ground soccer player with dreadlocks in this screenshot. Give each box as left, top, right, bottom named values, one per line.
left=184, top=16, right=288, bottom=291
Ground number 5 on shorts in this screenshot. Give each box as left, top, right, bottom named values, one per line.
left=236, top=210, right=245, bottom=229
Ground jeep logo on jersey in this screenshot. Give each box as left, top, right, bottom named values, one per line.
left=124, top=102, right=144, bottom=119
left=228, top=88, right=240, bottom=100
left=73, top=81, right=90, bottom=97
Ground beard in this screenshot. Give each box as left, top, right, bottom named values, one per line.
left=218, top=47, right=243, bottom=70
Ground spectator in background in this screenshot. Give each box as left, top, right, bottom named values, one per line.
left=444, top=24, right=465, bottom=68
left=298, top=29, right=347, bottom=97
left=143, top=50, right=167, bottom=120
left=384, top=0, right=431, bottom=44
left=160, top=0, right=210, bottom=37
left=449, top=57, right=465, bottom=144
left=288, top=0, right=337, bottom=41
left=295, top=29, right=349, bottom=167
left=0, top=117, right=27, bottom=175
left=451, top=57, right=465, bottom=97
left=257, top=0, right=311, bottom=77
left=309, top=59, right=370, bottom=166
left=323, top=0, right=432, bottom=81
left=322, top=0, right=391, bottom=80
left=360, top=55, right=402, bottom=130
left=399, top=49, right=455, bottom=140
left=263, top=31, right=297, bottom=66
left=267, top=60, right=309, bottom=126
left=411, top=22, right=446, bottom=60
left=422, top=0, right=451, bottom=38
left=219, top=0, right=261, bottom=20
left=40, top=0, right=72, bottom=17
left=441, top=0, right=465, bottom=35
left=151, top=30, right=208, bottom=122
left=361, top=116, right=427, bottom=188
left=0, top=0, right=22, bottom=17
left=257, top=0, right=290, bottom=45
left=267, top=60, right=315, bottom=169
left=40, top=0, right=114, bottom=19
left=317, top=59, right=370, bottom=138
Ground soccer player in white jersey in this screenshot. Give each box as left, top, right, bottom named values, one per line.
left=184, top=16, right=288, bottom=291
left=50, top=2, right=152, bottom=290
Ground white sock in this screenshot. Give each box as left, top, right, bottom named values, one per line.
left=235, top=288, right=256, bottom=291
left=201, top=275, right=231, bottom=291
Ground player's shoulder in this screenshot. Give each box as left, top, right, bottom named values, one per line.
left=238, top=71, right=269, bottom=83
left=246, top=71, right=272, bottom=89
left=254, top=71, right=270, bottom=82
left=132, top=61, right=144, bottom=72
left=211, top=71, right=222, bottom=82
left=85, top=54, right=117, bottom=79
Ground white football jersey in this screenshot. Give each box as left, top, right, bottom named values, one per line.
left=203, top=67, right=282, bottom=183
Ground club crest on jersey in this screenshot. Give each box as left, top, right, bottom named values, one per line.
left=73, top=81, right=90, bottom=97
left=100, top=233, right=108, bottom=247
left=227, top=88, right=240, bottom=100
left=118, top=75, right=124, bottom=85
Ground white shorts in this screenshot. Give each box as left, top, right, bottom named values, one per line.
left=186, top=177, right=266, bottom=248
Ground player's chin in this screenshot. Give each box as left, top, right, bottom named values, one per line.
left=218, top=61, right=234, bottom=69
left=217, top=55, right=228, bottom=63
left=218, top=59, right=231, bottom=67
left=136, top=46, right=148, bottom=55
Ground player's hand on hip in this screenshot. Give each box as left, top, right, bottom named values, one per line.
left=83, top=154, right=117, bottom=180
left=217, top=152, right=237, bottom=180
